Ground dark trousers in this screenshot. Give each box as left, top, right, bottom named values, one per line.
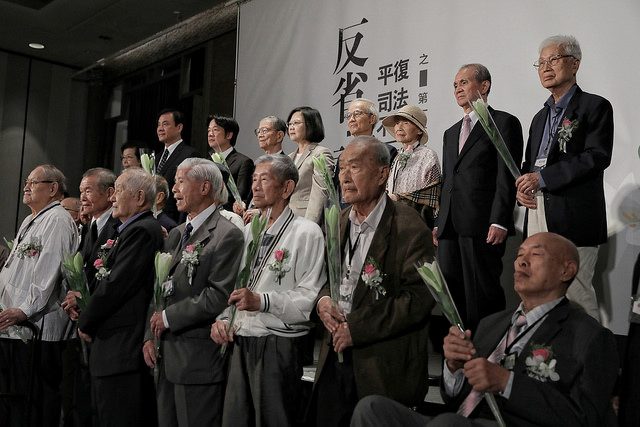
left=312, top=347, right=359, bottom=427
left=156, top=358, right=224, bottom=427
left=92, top=369, right=156, bottom=427
left=437, top=227, right=506, bottom=331
left=61, top=338, right=93, bottom=427
left=222, top=335, right=304, bottom=427
left=0, top=338, right=64, bottom=427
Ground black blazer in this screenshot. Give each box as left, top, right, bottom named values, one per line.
left=438, top=108, right=523, bottom=237
left=521, top=86, right=613, bottom=246
left=444, top=299, right=618, bottom=427
left=158, top=142, right=200, bottom=222
left=78, top=211, right=163, bottom=377
left=80, top=215, right=121, bottom=293
left=224, top=148, right=254, bottom=209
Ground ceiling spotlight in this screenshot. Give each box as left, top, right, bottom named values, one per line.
left=28, top=43, right=45, bottom=50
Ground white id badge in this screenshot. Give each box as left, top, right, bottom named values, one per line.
left=535, top=157, right=547, bottom=168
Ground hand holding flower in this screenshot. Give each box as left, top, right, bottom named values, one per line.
left=332, top=322, right=353, bottom=353
left=443, top=326, right=475, bottom=372
left=317, top=297, right=345, bottom=334
left=229, top=288, right=261, bottom=312
left=463, top=358, right=511, bottom=394
left=150, top=311, right=167, bottom=338
left=211, top=320, right=234, bottom=345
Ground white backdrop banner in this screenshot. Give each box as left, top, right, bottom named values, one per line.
left=235, top=0, right=640, bottom=334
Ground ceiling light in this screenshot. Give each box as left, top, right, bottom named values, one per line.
left=28, top=43, right=45, bottom=50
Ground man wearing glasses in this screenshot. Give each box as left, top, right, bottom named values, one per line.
left=0, top=165, right=79, bottom=426
left=516, top=35, right=614, bottom=322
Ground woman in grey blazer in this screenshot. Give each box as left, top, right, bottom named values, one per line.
left=286, top=106, right=335, bottom=224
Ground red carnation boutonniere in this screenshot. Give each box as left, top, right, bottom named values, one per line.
left=361, top=257, right=386, bottom=299
left=94, top=238, right=117, bottom=280
left=557, top=118, right=579, bottom=154
left=180, top=241, right=204, bottom=286
left=525, top=344, right=560, bottom=382
left=268, top=248, right=291, bottom=286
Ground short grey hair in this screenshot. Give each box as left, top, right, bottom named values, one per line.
left=119, top=168, right=155, bottom=207
left=261, top=116, right=287, bottom=134
left=83, top=167, right=116, bottom=192
left=254, top=154, right=299, bottom=186
left=177, top=158, right=228, bottom=204
left=350, top=98, right=379, bottom=122
left=38, top=164, right=67, bottom=196
left=349, top=136, right=390, bottom=167
left=154, top=175, right=170, bottom=198
left=539, top=35, right=582, bottom=60
left=459, top=63, right=492, bottom=95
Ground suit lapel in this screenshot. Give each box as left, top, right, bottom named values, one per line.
left=292, top=143, right=317, bottom=168
left=170, top=208, right=219, bottom=273
left=547, top=87, right=583, bottom=159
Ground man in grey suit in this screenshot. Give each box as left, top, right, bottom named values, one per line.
left=351, top=232, right=618, bottom=427
left=142, top=158, right=244, bottom=427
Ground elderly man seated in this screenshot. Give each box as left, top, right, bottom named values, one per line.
left=351, top=232, right=618, bottom=427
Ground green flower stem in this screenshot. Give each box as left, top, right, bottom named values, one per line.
left=470, top=96, right=521, bottom=180
left=221, top=208, right=271, bottom=355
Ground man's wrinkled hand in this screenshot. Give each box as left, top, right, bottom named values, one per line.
left=317, top=297, right=344, bottom=334
left=210, top=320, right=234, bottom=345
left=142, top=339, right=157, bottom=368
left=443, top=326, right=475, bottom=372
left=229, top=288, right=261, bottom=312
left=463, top=358, right=510, bottom=393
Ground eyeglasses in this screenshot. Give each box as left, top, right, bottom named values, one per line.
left=344, top=110, right=371, bottom=120
left=24, top=179, right=55, bottom=187
left=533, top=54, right=575, bottom=69
left=254, top=127, right=275, bottom=136
left=287, top=121, right=304, bottom=127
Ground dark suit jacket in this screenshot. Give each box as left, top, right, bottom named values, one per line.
left=158, top=141, right=200, bottom=222
left=314, top=197, right=435, bottom=406
left=521, top=86, right=613, bottom=246
left=156, top=211, right=177, bottom=232
left=438, top=108, right=523, bottom=237
left=80, top=215, right=121, bottom=293
left=156, top=208, right=244, bottom=385
left=446, top=299, right=618, bottom=427
left=224, top=148, right=254, bottom=210
left=78, top=211, right=163, bottom=377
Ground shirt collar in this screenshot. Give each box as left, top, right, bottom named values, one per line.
left=118, top=210, right=149, bottom=233
left=94, top=207, right=114, bottom=232
left=265, top=206, right=293, bottom=236
left=514, top=296, right=564, bottom=326
left=220, top=146, right=234, bottom=159
left=186, top=203, right=217, bottom=234
left=545, top=84, right=578, bottom=112
left=349, top=193, right=387, bottom=232
left=164, top=139, right=183, bottom=156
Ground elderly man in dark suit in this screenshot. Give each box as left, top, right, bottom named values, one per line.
left=77, top=168, right=163, bottom=427
left=207, top=114, right=254, bottom=211
left=434, top=63, right=523, bottom=332
left=142, top=158, right=244, bottom=427
left=312, top=137, right=435, bottom=426
left=61, top=167, right=120, bottom=427
left=516, top=35, right=613, bottom=322
left=352, top=232, right=618, bottom=427
left=156, top=109, right=200, bottom=223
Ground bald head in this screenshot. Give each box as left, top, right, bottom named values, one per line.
left=514, top=232, right=579, bottom=309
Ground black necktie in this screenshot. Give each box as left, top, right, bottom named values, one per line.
left=157, top=149, right=170, bottom=174
left=82, top=221, right=98, bottom=260
left=181, top=223, right=193, bottom=249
